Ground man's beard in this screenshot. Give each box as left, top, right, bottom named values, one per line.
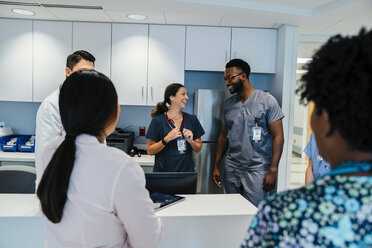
left=229, top=79, right=243, bottom=94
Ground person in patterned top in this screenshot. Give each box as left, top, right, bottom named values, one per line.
left=241, top=28, right=372, bottom=247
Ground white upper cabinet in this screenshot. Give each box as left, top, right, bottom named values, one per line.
left=0, top=19, right=280, bottom=105
left=185, top=26, right=231, bottom=72
left=231, top=28, right=277, bottom=73
left=73, top=22, right=111, bottom=77
left=147, top=25, right=186, bottom=106
left=112, top=24, right=148, bottom=105
left=33, top=21, right=72, bottom=102
left=0, top=19, right=33, bottom=102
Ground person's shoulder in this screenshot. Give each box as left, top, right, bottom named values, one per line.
left=38, top=88, right=59, bottom=111
left=104, top=144, right=132, bottom=161
left=309, top=133, right=315, bottom=142
left=184, top=112, right=202, bottom=125
left=224, top=94, right=238, bottom=107
left=184, top=112, right=196, bottom=120
left=91, top=145, right=145, bottom=186
left=255, top=90, right=275, bottom=101
left=149, top=114, right=165, bottom=128
left=225, top=94, right=236, bottom=103
left=44, top=88, right=59, bottom=103
left=40, top=135, right=64, bottom=162
left=256, top=90, right=281, bottom=110
left=103, top=145, right=141, bottom=171
left=263, top=179, right=329, bottom=210
left=152, top=113, right=165, bottom=122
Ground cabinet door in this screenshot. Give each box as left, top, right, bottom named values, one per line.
left=185, top=26, right=231, bottom=72
left=33, top=21, right=72, bottom=102
left=148, top=25, right=186, bottom=106
left=73, top=22, right=111, bottom=77
left=112, top=24, right=148, bottom=105
left=0, top=19, right=33, bottom=102
left=231, top=28, right=277, bottom=73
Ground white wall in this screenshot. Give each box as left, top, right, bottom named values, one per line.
left=268, top=25, right=298, bottom=192
left=292, top=79, right=308, bottom=157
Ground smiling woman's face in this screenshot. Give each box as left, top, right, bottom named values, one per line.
left=170, top=87, right=188, bottom=109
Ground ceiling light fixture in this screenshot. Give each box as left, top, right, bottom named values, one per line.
left=11, top=8, right=35, bottom=16
left=127, top=14, right=147, bottom=20
left=0, top=1, right=39, bottom=6
left=41, top=4, right=102, bottom=9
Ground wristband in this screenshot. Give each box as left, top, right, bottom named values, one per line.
left=161, top=137, right=168, bottom=146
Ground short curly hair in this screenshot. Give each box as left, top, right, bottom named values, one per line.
left=226, top=59, right=251, bottom=79
left=298, top=28, right=372, bottom=152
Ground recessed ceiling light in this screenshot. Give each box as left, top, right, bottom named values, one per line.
left=11, top=8, right=35, bottom=16
left=127, top=14, right=147, bottom=20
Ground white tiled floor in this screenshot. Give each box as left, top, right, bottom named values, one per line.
left=289, top=153, right=308, bottom=189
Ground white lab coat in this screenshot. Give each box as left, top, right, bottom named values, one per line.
left=35, top=88, right=63, bottom=186
left=40, top=134, right=163, bottom=248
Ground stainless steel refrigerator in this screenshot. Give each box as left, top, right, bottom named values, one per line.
left=193, top=89, right=231, bottom=194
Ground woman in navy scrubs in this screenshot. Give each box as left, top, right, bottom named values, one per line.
left=146, top=83, right=205, bottom=172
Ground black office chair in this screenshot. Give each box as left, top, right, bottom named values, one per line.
left=0, top=165, right=36, bottom=193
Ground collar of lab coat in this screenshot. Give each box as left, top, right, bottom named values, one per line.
left=75, top=134, right=101, bottom=145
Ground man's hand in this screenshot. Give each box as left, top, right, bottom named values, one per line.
left=212, top=168, right=223, bottom=188
left=262, top=170, right=277, bottom=192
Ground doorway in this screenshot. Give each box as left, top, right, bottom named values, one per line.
left=289, top=39, right=324, bottom=189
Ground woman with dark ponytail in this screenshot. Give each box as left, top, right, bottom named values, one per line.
left=37, top=70, right=162, bottom=248
left=146, top=83, right=205, bottom=172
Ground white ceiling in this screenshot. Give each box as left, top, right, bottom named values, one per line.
left=0, top=0, right=371, bottom=36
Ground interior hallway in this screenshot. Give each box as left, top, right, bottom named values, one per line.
left=289, top=153, right=307, bottom=189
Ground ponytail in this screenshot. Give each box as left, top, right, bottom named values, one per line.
left=150, top=83, right=184, bottom=118
left=36, top=70, right=118, bottom=223
left=37, top=136, right=76, bottom=223
left=150, top=101, right=168, bottom=118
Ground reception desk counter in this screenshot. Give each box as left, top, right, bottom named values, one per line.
left=0, top=194, right=257, bottom=248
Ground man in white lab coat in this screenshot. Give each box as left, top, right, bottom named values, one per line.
left=35, top=50, right=95, bottom=186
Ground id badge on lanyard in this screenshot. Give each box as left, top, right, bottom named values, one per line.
left=167, top=112, right=187, bottom=154
left=177, top=138, right=187, bottom=154
left=252, top=118, right=262, bottom=142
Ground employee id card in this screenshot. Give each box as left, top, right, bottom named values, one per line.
left=177, top=138, right=187, bottom=153
left=252, top=126, right=262, bottom=142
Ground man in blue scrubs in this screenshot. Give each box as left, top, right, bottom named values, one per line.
left=212, top=59, right=285, bottom=207
left=304, top=133, right=330, bottom=184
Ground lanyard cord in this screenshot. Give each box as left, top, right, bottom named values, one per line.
left=322, top=161, right=372, bottom=177
left=166, top=112, right=185, bottom=131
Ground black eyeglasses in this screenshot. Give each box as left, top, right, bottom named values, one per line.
left=223, top=72, right=243, bottom=82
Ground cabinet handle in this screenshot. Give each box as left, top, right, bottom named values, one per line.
left=234, top=51, right=237, bottom=58
left=151, top=86, right=153, bottom=101
left=225, top=51, right=228, bottom=61
left=142, top=86, right=144, bottom=100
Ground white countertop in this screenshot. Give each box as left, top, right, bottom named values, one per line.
left=0, top=193, right=256, bottom=218
left=0, top=194, right=256, bottom=248
left=0, top=194, right=40, bottom=217
left=0, top=151, right=154, bottom=166
left=157, top=194, right=256, bottom=217
left=0, top=151, right=35, bottom=162
left=132, top=154, right=155, bottom=166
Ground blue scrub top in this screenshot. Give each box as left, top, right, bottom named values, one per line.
left=222, top=90, right=284, bottom=170
left=146, top=112, right=205, bottom=172
left=304, top=133, right=331, bottom=180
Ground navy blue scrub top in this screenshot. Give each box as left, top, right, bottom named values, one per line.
left=146, top=112, right=205, bottom=172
